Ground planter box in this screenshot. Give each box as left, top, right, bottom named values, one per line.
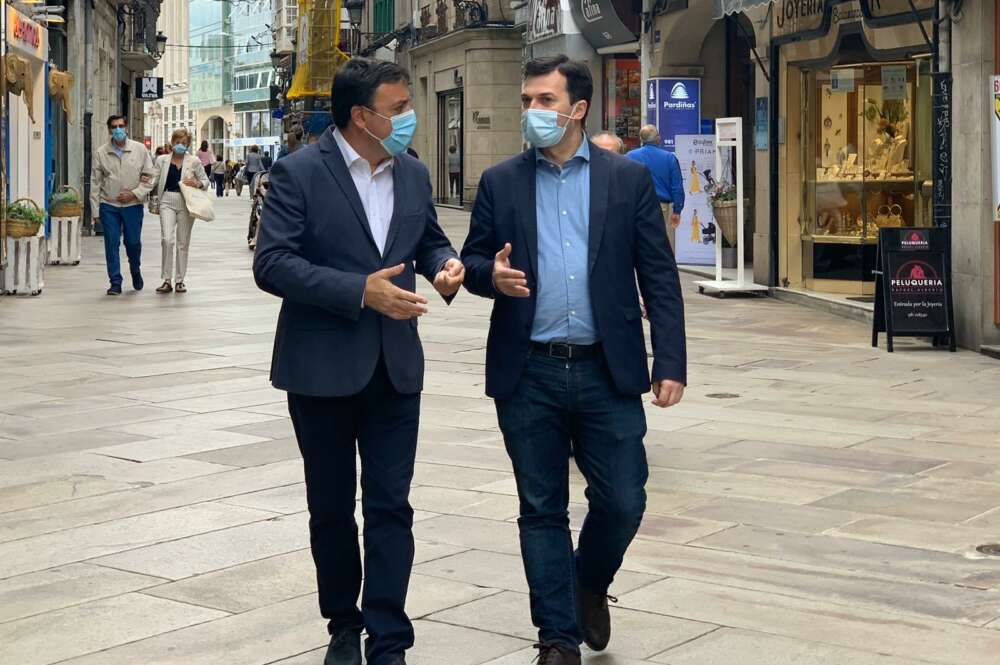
left=47, top=216, right=82, bottom=265
left=1, top=232, right=45, bottom=296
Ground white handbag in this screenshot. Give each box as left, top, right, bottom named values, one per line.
left=180, top=183, right=215, bottom=222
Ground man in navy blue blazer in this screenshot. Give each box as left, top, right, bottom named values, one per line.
left=461, top=56, right=687, bottom=665
left=254, top=58, right=463, bottom=665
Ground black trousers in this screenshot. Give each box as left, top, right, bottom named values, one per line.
left=287, top=358, right=420, bottom=665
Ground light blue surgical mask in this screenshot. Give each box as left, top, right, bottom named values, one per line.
left=365, top=108, right=417, bottom=157
left=521, top=105, right=579, bottom=149
left=111, top=127, right=127, bottom=142
left=173, top=144, right=188, bottom=155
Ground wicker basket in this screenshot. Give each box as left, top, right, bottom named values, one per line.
left=4, top=198, right=44, bottom=238
left=49, top=185, right=83, bottom=217
left=711, top=199, right=749, bottom=246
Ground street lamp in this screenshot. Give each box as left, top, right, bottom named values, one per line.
left=344, top=0, right=364, bottom=28
left=155, top=31, right=168, bottom=59
left=270, top=50, right=282, bottom=70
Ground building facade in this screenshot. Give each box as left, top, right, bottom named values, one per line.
left=146, top=0, right=195, bottom=149
left=189, top=0, right=234, bottom=157
left=230, top=0, right=281, bottom=158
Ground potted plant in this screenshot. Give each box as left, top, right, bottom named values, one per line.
left=709, top=182, right=742, bottom=246
left=3, top=198, right=45, bottom=238
left=49, top=186, right=83, bottom=218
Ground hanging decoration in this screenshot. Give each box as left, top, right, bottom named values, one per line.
left=49, top=68, right=74, bottom=124
left=4, top=54, right=35, bottom=123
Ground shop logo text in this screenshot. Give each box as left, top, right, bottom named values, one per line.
left=11, top=12, right=40, bottom=49
left=581, top=0, right=603, bottom=23
left=775, top=0, right=826, bottom=29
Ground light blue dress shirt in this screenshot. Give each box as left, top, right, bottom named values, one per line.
left=531, top=139, right=597, bottom=345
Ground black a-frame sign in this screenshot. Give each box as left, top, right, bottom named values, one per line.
left=872, top=227, right=956, bottom=352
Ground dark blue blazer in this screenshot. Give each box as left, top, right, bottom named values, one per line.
left=460, top=142, right=686, bottom=400
left=253, top=129, right=458, bottom=397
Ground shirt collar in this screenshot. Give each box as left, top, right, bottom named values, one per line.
left=333, top=128, right=393, bottom=175
left=535, top=134, right=591, bottom=167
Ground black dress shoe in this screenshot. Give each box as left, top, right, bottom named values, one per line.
left=107, top=284, right=122, bottom=296
left=578, top=585, right=616, bottom=652
left=132, top=271, right=144, bottom=291
left=532, top=643, right=580, bottom=665
left=324, top=628, right=362, bottom=665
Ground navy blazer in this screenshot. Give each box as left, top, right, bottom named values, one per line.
left=253, top=129, right=458, bottom=397
left=460, top=142, right=687, bottom=400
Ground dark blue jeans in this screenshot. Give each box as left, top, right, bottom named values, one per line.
left=287, top=357, right=419, bottom=665
left=99, top=203, right=144, bottom=287
left=495, top=351, right=648, bottom=651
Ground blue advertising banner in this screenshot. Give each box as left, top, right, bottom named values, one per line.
left=646, top=78, right=701, bottom=152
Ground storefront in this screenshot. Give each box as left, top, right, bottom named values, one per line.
left=404, top=25, right=522, bottom=206
left=3, top=5, right=49, bottom=206
left=770, top=0, right=934, bottom=297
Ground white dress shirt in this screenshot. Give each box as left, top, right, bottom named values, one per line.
left=333, top=128, right=394, bottom=256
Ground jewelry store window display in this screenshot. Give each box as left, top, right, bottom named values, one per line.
left=802, top=61, right=932, bottom=296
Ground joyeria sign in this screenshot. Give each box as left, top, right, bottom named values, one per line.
left=6, top=6, right=45, bottom=59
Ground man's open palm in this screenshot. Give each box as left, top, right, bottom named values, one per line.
left=493, top=243, right=530, bottom=298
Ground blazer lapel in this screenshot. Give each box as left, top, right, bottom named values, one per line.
left=318, top=130, right=379, bottom=253
left=587, top=144, right=609, bottom=275
left=380, top=158, right=406, bottom=261
left=518, top=150, right=539, bottom=280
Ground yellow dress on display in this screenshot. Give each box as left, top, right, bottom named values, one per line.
left=690, top=163, right=701, bottom=193
left=690, top=209, right=701, bottom=243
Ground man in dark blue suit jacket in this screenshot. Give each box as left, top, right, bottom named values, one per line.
left=253, top=58, right=462, bottom=665
left=461, top=56, right=686, bottom=665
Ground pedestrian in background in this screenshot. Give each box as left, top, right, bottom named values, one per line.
left=626, top=125, right=685, bottom=252
left=196, top=140, right=214, bottom=170
left=460, top=55, right=686, bottom=665
left=254, top=57, right=464, bottom=665
left=244, top=145, right=264, bottom=187
left=447, top=144, right=460, bottom=197
left=90, top=114, right=157, bottom=296
left=591, top=131, right=625, bottom=154
left=261, top=151, right=273, bottom=170
left=151, top=128, right=210, bottom=295
left=212, top=155, right=227, bottom=197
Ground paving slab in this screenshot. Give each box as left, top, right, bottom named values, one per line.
left=0, top=592, right=227, bottom=665
left=618, top=578, right=1000, bottom=665
left=651, top=628, right=937, bottom=665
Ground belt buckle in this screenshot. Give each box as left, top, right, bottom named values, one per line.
left=550, top=342, right=572, bottom=359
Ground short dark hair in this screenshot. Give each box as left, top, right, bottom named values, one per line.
left=523, top=55, right=593, bottom=118
left=332, top=57, right=411, bottom=130
left=106, top=114, right=126, bottom=129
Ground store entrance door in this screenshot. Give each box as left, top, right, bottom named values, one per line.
left=437, top=90, right=463, bottom=206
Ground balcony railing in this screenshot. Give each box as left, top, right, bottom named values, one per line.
left=118, top=0, right=162, bottom=72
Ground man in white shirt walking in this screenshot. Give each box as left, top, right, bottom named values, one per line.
left=90, top=115, right=157, bottom=295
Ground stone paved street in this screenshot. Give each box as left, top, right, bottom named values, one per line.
left=3, top=196, right=1000, bottom=664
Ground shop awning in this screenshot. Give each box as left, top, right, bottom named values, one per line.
left=713, top=0, right=772, bottom=19
left=569, top=0, right=638, bottom=50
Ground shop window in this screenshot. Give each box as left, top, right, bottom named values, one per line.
left=800, top=61, right=931, bottom=294
left=603, top=57, right=641, bottom=151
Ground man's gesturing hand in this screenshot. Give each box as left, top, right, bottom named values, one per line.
left=433, top=258, right=465, bottom=297
left=493, top=243, right=530, bottom=298
left=364, top=264, right=428, bottom=320
left=652, top=379, right=685, bottom=408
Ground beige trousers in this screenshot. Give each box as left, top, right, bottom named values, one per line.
left=660, top=202, right=676, bottom=253
left=160, top=192, right=195, bottom=282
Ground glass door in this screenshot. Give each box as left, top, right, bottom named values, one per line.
left=436, top=90, right=463, bottom=206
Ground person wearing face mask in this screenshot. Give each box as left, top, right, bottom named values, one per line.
left=91, top=115, right=158, bottom=296
left=253, top=57, right=463, bottom=665
left=151, top=128, right=211, bottom=294
left=460, top=55, right=687, bottom=665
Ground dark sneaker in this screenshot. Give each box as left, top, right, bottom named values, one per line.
left=324, top=628, right=362, bottom=665
left=132, top=271, right=144, bottom=291
left=107, top=284, right=122, bottom=296
left=578, top=585, right=616, bottom=652
left=532, top=643, right=580, bottom=665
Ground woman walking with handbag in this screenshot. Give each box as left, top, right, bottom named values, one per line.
left=152, top=129, right=210, bottom=294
